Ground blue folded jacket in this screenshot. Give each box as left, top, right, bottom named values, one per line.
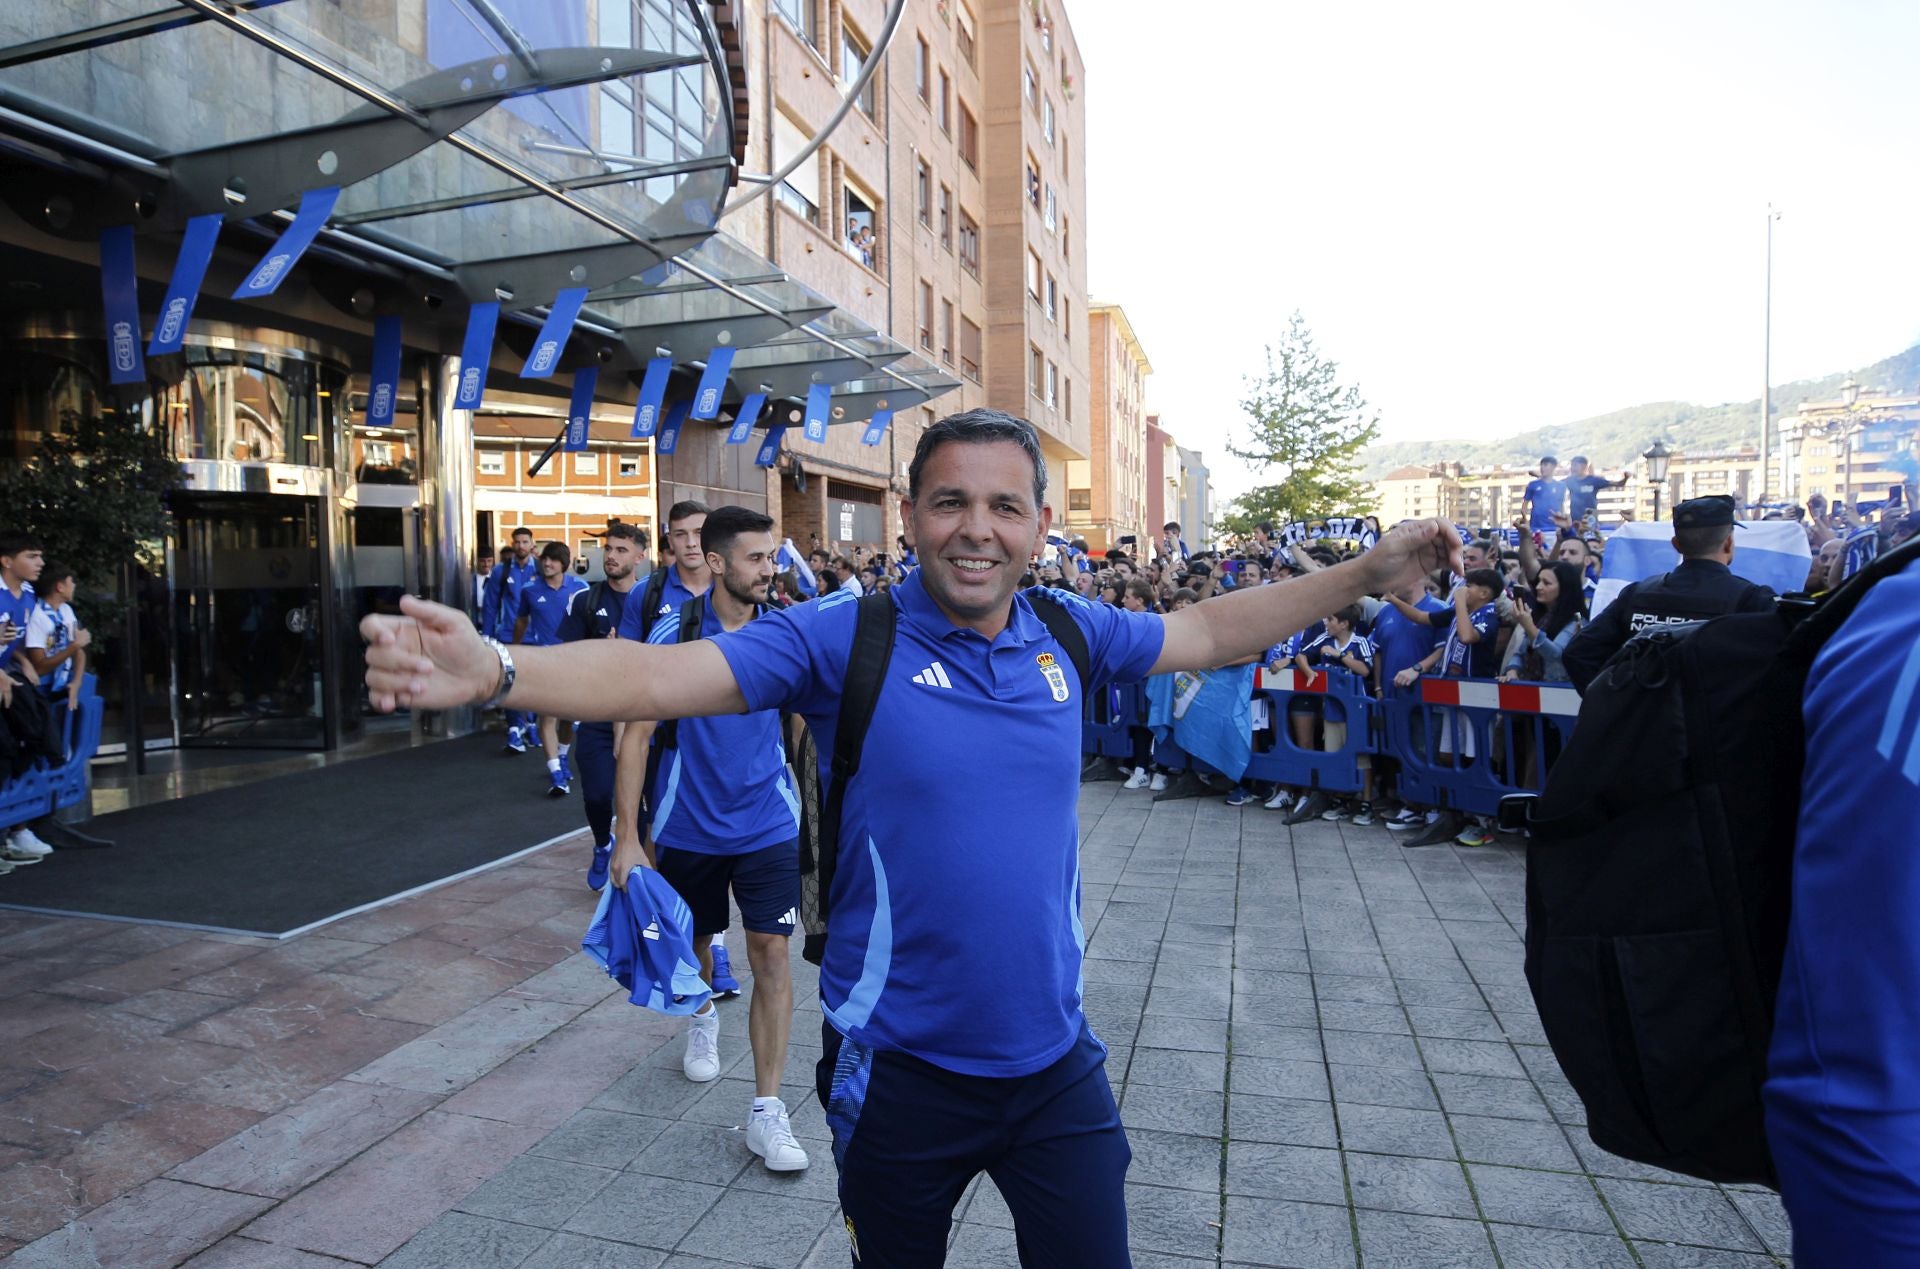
left=580, top=870, right=713, bottom=1016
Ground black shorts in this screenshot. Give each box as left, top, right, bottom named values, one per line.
left=655, top=839, right=799, bottom=937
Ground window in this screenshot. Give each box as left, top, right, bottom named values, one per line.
left=915, top=35, right=929, bottom=101
left=1045, top=360, right=1058, bottom=407
left=918, top=280, right=934, bottom=350
left=1023, top=62, right=1036, bottom=105
left=938, top=184, right=952, bottom=251
left=916, top=158, right=932, bottom=226
left=957, top=103, right=979, bottom=170
left=1064, top=376, right=1072, bottom=422
left=1030, top=345, right=1044, bottom=399
left=1060, top=129, right=1069, bottom=182
left=956, top=3, right=977, bottom=67
left=1069, top=489, right=1092, bottom=511
left=844, top=182, right=879, bottom=267
left=842, top=26, right=875, bottom=118
left=1045, top=273, right=1057, bottom=322
left=1042, top=96, right=1055, bottom=144
left=958, top=210, right=980, bottom=276
left=365, top=439, right=393, bottom=466
left=1043, top=184, right=1057, bottom=231
left=772, top=111, right=819, bottom=226
left=1026, top=249, right=1042, bottom=299
left=1061, top=215, right=1070, bottom=263
left=575, top=451, right=600, bottom=475
left=940, top=299, right=954, bottom=366
left=1025, top=156, right=1040, bottom=207
left=478, top=450, right=505, bottom=476
left=960, top=317, right=982, bottom=380
left=773, top=0, right=817, bottom=47
left=1061, top=297, right=1070, bottom=338
left=937, top=68, right=951, bottom=133
left=618, top=456, right=639, bottom=477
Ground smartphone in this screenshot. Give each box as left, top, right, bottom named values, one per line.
left=1117, top=534, right=1137, bottom=546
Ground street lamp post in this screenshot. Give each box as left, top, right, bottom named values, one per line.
left=1761, top=205, right=1782, bottom=506
left=1643, top=440, right=1673, bottom=521
left=1839, top=380, right=1862, bottom=509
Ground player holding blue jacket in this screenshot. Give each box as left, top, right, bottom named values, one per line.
left=513, top=541, right=587, bottom=796
left=362, top=411, right=1462, bottom=1267
left=609, top=505, right=808, bottom=1173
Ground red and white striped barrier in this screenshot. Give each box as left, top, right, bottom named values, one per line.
left=1418, top=677, right=1581, bottom=717
left=1252, top=667, right=1330, bottom=694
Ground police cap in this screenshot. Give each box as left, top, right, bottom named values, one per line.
left=1672, top=494, right=1746, bottom=530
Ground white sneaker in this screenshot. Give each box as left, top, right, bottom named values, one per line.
left=1263, top=788, right=1293, bottom=811
left=745, top=1098, right=810, bottom=1171
left=682, top=1008, right=721, bottom=1083
left=1149, top=772, right=1168, bottom=792
left=1122, top=768, right=1150, bottom=790
left=3, top=829, right=52, bottom=860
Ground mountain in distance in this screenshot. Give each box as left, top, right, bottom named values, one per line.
left=1359, top=341, right=1920, bottom=480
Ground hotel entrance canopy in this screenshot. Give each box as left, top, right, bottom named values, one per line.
left=0, top=0, right=959, bottom=421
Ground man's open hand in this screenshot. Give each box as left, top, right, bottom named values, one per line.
left=1361, top=519, right=1464, bottom=594
left=361, top=595, right=500, bottom=712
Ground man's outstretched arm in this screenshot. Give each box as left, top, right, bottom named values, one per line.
left=1152, top=519, right=1460, bottom=675
left=362, top=594, right=747, bottom=720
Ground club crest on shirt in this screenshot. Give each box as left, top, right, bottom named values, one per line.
left=1036, top=651, right=1071, bottom=703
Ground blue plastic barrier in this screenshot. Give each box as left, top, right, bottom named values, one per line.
left=1381, top=676, right=1580, bottom=818
left=1081, top=681, right=1140, bottom=762
left=1243, top=666, right=1377, bottom=796
left=0, top=674, right=105, bottom=822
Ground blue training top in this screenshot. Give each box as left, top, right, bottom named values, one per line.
left=617, top=566, right=706, bottom=641
left=485, top=558, right=537, bottom=640
left=516, top=574, right=588, bottom=647
left=712, top=572, right=1165, bottom=1077
left=644, top=599, right=799, bottom=856
left=1767, top=553, right=1920, bottom=1124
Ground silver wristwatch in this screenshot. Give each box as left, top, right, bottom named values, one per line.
left=479, top=637, right=516, bottom=708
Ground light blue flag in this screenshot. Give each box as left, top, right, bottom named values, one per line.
left=1591, top=520, right=1810, bottom=617
left=1171, top=664, right=1256, bottom=780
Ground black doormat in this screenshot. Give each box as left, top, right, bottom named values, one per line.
left=0, top=735, right=585, bottom=936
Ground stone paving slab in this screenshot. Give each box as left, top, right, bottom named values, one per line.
left=0, top=782, right=1795, bottom=1266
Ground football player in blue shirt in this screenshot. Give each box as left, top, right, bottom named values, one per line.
left=1523, top=456, right=1569, bottom=538
left=608, top=506, right=809, bottom=1173
left=616, top=501, right=711, bottom=642
left=558, top=522, right=643, bottom=890
left=1765, top=549, right=1920, bottom=1265
left=362, top=411, right=1462, bottom=1266
left=484, top=528, right=538, bottom=752
left=513, top=541, right=588, bottom=796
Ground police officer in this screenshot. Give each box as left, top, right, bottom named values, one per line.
left=1563, top=494, right=1776, bottom=693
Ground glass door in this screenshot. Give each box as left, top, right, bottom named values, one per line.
left=173, top=494, right=328, bottom=748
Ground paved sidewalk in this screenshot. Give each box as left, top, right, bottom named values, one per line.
left=0, top=783, right=1792, bottom=1266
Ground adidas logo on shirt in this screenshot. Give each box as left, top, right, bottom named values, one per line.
left=911, top=661, right=954, bottom=689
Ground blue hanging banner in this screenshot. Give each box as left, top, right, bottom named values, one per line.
left=690, top=346, right=735, bottom=420
left=520, top=286, right=589, bottom=378
left=98, top=225, right=146, bottom=386
left=232, top=185, right=340, bottom=299
left=630, top=355, right=673, bottom=437
left=655, top=399, right=690, bottom=455
left=754, top=425, right=787, bottom=468
left=147, top=212, right=222, bottom=356
left=803, top=383, right=831, bottom=442
left=727, top=392, right=766, bottom=444
left=454, top=301, right=500, bottom=410
left=564, top=366, right=599, bottom=452
left=861, top=409, right=894, bottom=447
left=365, top=315, right=404, bottom=427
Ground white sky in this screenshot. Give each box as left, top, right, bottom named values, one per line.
left=1075, top=1, right=1920, bottom=500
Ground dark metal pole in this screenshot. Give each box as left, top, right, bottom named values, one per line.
left=120, top=558, right=145, bottom=776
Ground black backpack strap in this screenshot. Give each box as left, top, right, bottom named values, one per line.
left=652, top=596, right=706, bottom=755
left=801, top=591, right=897, bottom=965
left=638, top=569, right=668, bottom=636
left=1029, top=592, right=1092, bottom=691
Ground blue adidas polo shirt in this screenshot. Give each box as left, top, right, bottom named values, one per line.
left=615, top=566, right=705, bottom=641
left=516, top=574, right=587, bottom=647
left=644, top=600, right=799, bottom=856
left=711, top=572, right=1165, bottom=1077
left=485, top=558, right=537, bottom=641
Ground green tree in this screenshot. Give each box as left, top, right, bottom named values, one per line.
left=1221, top=311, right=1380, bottom=536
left=0, top=412, right=184, bottom=625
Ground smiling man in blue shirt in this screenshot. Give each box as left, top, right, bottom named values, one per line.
left=362, top=411, right=1462, bottom=1266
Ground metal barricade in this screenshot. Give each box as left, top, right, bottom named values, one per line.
left=0, top=674, right=104, bottom=821
left=1243, top=667, right=1377, bottom=796
left=1382, top=676, right=1580, bottom=817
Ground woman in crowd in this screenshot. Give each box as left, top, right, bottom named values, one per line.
left=1498, top=560, right=1586, bottom=684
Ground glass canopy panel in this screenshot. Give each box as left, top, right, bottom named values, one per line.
left=0, top=2, right=293, bottom=61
